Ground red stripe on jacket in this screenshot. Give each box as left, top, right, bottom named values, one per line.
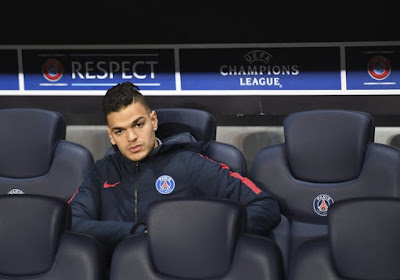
left=68, top=187, right=79, bottom=204
left=199, top=154, right=262, bottom=195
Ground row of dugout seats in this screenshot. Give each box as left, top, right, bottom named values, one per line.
left=138, top=107, right=400, bottom=277
left=0, top=107, right=246, bottom=201
left=1, top=107, right=400, bottom=279
left=0, top=194, right=282, bottom=279
left=1, top=194, right=400, bottom=279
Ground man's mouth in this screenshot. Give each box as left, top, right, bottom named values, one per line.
left=129, top=145, right=142, bottom=153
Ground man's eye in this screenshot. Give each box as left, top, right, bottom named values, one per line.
left=136, top=123, right=143, bottom=128
left=115, top=130, right=123, bottom=135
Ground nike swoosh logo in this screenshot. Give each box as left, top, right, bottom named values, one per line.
left=103, top=181, right=120, bottom=188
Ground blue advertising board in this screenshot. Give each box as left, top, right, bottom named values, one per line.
left=0, top=50, right=19, bottom=90
left=346, top=46, right=400, bottom=90
left=179, top=47, right=341, bottom=90
left=1, top=42, right=400, bottom=95
left=22, top=49, right=176, bottom=90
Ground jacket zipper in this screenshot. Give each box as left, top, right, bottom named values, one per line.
left=134, top=162, right=139, bottom=222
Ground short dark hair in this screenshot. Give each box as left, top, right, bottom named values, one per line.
left=102, top=82, right=151, bottom=121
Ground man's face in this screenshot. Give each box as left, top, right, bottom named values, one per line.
left=106, top=102, right=158, bottom=162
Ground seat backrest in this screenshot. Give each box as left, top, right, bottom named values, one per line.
left=250, top=109, right=400, bottom=274
left=0, top=194, right=104, bottom=280
left=0, top=108, right=94, bottom=201
left=155, top=108, right=216, bottom=143
left=157, top=108, right=248, bottom=175
left=289, top=198, right=400, bottom=280
left=206, top=140, right=248, bottom=176
left=110, top=198, right=284, bottom=280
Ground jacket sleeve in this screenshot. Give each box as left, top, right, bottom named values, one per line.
left=68, top=164, right=146, bottom=252
left=184, top=152, right=281, bottom=236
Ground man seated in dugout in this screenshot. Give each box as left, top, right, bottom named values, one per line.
left=69, top=81, right=281, bottom=262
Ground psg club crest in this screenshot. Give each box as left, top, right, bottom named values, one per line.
left=42, top=58, right=63, bottom=82
left=313, top=194, right=334, bottom=216
left=8, top=188, right=25, bottom=195
left=367, top=56, right=391, bottom=80
left=155, top=175, right=175, bottom=195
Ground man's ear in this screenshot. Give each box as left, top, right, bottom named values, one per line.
left=150, top=110, right=158, bottom=131
left=106, top=126, right=116, bottom=145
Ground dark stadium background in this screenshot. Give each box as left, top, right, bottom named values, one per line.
left=1, top=1, right=399, bottom=126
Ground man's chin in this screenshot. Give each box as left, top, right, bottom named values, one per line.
left=125, top=152, right=146, bottom=162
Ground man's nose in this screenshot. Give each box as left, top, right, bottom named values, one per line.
left=126, top=129, right=138, bottom=142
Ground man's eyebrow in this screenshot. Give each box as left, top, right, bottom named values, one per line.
left=110, top=116, right=145, bottom=131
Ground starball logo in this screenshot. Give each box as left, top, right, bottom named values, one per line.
left=367, top=55, right=391, bottom=80
left=219, top=50, right=299, bottom=88
left=42, top=58, right=63, bottom=82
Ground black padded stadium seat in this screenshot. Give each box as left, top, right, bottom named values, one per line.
left=0, top=194, right=104, bottom=280
left=110, top=198, right=284, bottom=280
left=157, top=108, right=247, bottom=175
left=155, top=108, right=216, bottom=143
left=0, top=108, right=94, bottom=201
left=289, top=198, right=400, bottom=280
left=249, top=109, right=400, bottom=274
left=205, top=140, right=248, bottom=176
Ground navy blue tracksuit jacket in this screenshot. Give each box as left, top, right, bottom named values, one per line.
left=69, top=133, right=280, bottom=252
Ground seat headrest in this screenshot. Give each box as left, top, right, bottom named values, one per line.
left=0, top=194, right=69, bottom=276
left=146, top=198, right=244, bottom=279
left=284, top=110, right=374, bottom=182
left=155, top=108, right=216, bottom=143
left=0, top=108, right=66, bottom=178
left=329, top=198, right=400, bottom=279
left=205, top=141, right=247, bottom=175
left=156, top=122, right=200, bottom=141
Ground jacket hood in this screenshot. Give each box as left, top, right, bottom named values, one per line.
left=153, top=132, right=205, bottom=155
left=111, top=132, right=206, bottom=162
